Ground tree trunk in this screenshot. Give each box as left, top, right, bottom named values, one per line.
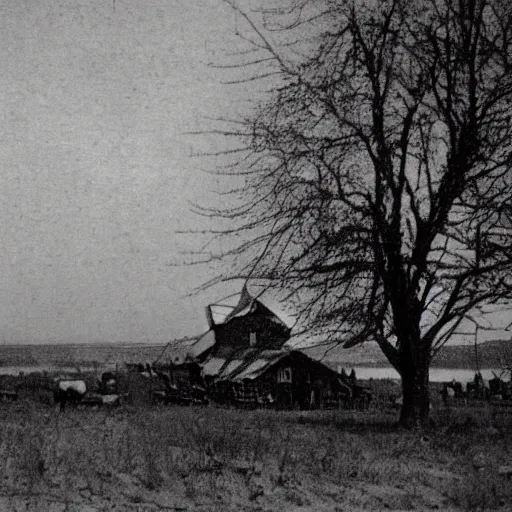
left=399, top=350, right=430, bottom=429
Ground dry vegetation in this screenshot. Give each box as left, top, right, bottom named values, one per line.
left=0, top=398, right=511, bottom=511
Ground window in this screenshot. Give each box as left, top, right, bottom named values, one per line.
left=249, top=332, right=257, bottom=346
left=277, top=367, right=292, bottom=383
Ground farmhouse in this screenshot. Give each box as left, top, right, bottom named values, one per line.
left=178, top=285, right=367, bottom=409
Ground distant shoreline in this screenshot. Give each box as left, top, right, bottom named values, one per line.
left=0, top=365, right=507, bottom=385
left=0, top=341, right=509, bottom=372
left=0, top=342, right=168, bottom=348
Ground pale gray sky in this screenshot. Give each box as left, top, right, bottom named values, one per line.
left=0, top=0, right=510, bottom=346
left=0, top=0, right=249, bottom=343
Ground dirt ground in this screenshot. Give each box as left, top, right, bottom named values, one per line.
left=0, top=401, right=511, bottom=511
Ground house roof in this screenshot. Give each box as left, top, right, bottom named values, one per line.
left=223, top=284, right=255, bottom=323
left=232, top=353, right=288, bottom=381
left=220, top=358, right=245, bottom=377
left=198, top=347, right=285, bottom=381
left=202, top=357, right=227, bottom=377
left=206, top=285, right=290, bottom=330
left=235, top=358, right=271, bottom=381
left=213, top=348, right=297, bottom=381
left=207, top=304, right=237, bottom=326
left=186, top=330, right=216, bottom=360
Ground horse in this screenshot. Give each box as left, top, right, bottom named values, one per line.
left=466, top=372, right=489, bottom=400
left=489, top=376, right=511, bottom=400
left=98, top=372, right=117, bottom=394
left=442, top=380, right=466, bottom=405
left=54, top=379, right=87, bottom=410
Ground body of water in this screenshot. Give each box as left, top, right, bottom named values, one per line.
left=0, top=365, right=101, bottom=376
left=0, top=365, right=509, bottom=383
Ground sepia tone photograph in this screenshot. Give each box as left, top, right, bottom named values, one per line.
left=0, top=0, right=511, bottom=510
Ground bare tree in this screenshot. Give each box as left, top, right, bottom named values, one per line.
left=191, top=0, right=512, bottom=427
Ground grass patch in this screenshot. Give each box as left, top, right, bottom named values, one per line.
left=0, top=403, right=510, bottom=510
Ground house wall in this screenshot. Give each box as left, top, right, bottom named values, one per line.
left=219, top=354, right=350, bottom=410
left=212, top=307, right=290, bottom=358
left=277, top=355, right=349, bottom=409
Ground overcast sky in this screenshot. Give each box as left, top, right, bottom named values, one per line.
left=0, top=0, right=510, bottom=346
left=0, top=0, right=254, bottom=343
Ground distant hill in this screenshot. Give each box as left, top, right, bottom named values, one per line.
left=0, top=337, right=509, bottom=371
left=301, top=342, right=386, bottom=366
left=301, top=338, right=512, bottom=369
left=431, top=339, right=512, bottom=369
left=0, top=343, right=167, bottom=368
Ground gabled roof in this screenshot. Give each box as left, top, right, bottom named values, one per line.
left=217, top=349, right=285, bottom=381
left=202, top=357, right=227, bottom=377
left=206, top=304, right=237, bottom=327
left=186, top=330, right=216, bottom=360
left=201, top=348, right=288, bottom=381
left=220, top=357, right=245, bottom=378
left=205, top=285, right=290, bottom=330
left=230, top=351, right=285, bottom=381
left=223, top=284, right=255, bottom=323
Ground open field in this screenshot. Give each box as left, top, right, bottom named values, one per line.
left=0, top=401, right=511, bottom=511
left=0, top=344, right=511, bottom=510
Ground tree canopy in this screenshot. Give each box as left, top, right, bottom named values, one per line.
left=192, top=0, right=512, bottom=426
